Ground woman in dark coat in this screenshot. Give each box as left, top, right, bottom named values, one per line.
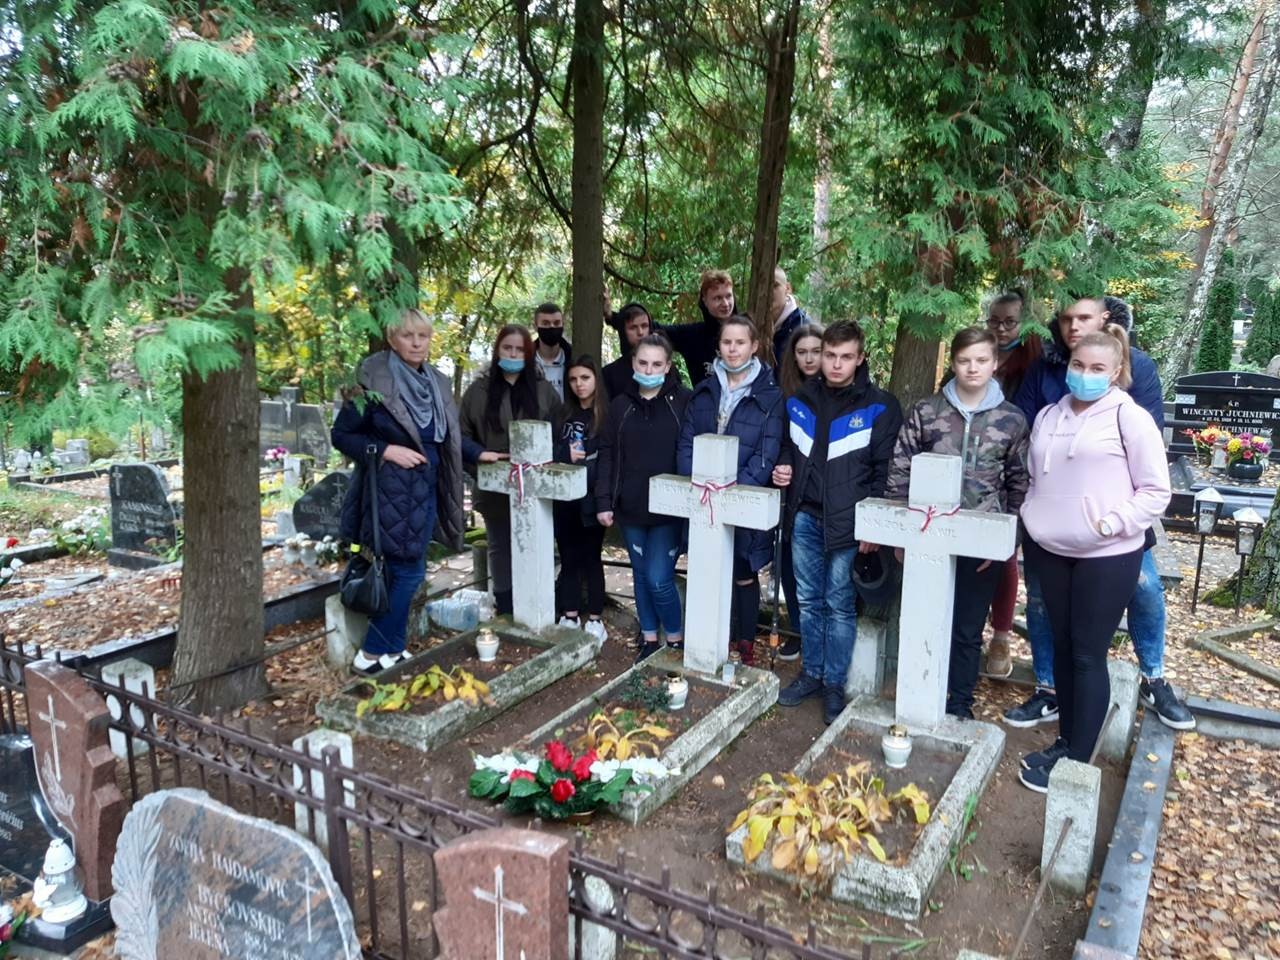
left=677, top=314, right=785, bottom=664
left=332, top=309, right=466, bottom=674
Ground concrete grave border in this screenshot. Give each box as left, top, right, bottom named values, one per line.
left=520, top=647, right=779, bottom=825
left=317, top=622, right=600, bottom=750
left=725, top=698, right=1004, bottom=921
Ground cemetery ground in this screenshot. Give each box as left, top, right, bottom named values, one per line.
left=4, top=482, right=1279, bottom=958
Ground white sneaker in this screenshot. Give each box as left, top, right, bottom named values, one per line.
left=352, top=650, right=382, bottom=675
left=378, top=651, right=410, bottom=670
left=557, top=615, right=582, bottom=629
left=584, top=619, right=608, bottom=643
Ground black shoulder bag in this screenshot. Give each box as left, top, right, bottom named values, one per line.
left=340, top=444, right=390, bottom=616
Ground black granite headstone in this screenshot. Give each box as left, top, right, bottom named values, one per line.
left=1171, top=371, right=1280, bottom=462
left=111, top=788, right=361, bottom=960
left=260, top=387, right=333, bottom=465
left=292, top=471, right=351, bottom=540
left=0, top=733, right=68, bottom=884
left=109, top=464, right=177, bottom=552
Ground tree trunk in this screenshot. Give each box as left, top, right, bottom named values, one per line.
left=1163, top=4, right=1280, bottom=383
left=1103, top=0, right=1168, bottom=156
left=569, top=0, right=606, bottom=363
left=746, top=0, right=801, bottom=363
left=1189, top=1, right=1269, bottom=287
left=1237, top=484, right=1280, bottom=611
left=171, top=271, right=269, bottom=712
left=807, top=9, right=834, bottom=321
left=888, top=324, right=946, bottom=410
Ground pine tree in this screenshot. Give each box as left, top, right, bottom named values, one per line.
left=0, top=2, right=464, bottom=710
left=1196, top=272, right=1237, bottom=372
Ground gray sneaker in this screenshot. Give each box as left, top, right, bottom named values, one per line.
left=778, top=674, right=823, bottom=706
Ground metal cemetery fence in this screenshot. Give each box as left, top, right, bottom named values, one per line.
left=0, top=636, right=875, bottom=960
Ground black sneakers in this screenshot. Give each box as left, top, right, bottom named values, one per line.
left=778, top=674, right=824, bottom=706
left=1003, top=688, right=1059, bottom=728
left=1018, top=756, right=1058, bottom=793
left=1021, top=737, right=1070, bottom=770
left=1141, top=678, right=1196, bottom=731
left=776, top=637, right=801, bottom=662
left=823, top=686, right=845, bottom=725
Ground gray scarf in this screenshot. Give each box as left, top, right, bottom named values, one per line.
left=389, top=352, right=448, bottom=444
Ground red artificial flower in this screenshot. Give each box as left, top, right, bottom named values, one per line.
left=550, top=778, right=576, bottom=804
left=508, top=768, right=536, bottom=782
left=545, top=740, right=573, bottom=773
left=571, top=749, right=598, bottom=782
left=3, top=537, right=17, bottom=549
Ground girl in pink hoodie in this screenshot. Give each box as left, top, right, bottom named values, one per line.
left=1017, top=325, right=1171, bottom=792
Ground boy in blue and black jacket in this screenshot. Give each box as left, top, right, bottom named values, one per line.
left=771, top=320, right=903, bottom=723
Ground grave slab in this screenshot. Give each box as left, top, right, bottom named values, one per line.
left=477, top=420, right=586, bottom=632
left=1042, top=758, right=1101, bottom=895
left=25, top=661, right=126, bottom=902
left=434, top=827, right=569, bottom=960
left=521, top=648, right=779, bottom=824
left=725, top=698, right=1004, bottom=920
left=316, top=622, right=600, bottom=750
left=111, top=787, right=360, bottom=959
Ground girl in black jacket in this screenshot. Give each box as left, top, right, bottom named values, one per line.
left=553, top=356, right=609, bottom=643
left=595, top=333, right=693, bottom=661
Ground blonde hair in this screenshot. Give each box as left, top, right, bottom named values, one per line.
left=390, top=307, right=433, bottom=336
left=1075, top=323, right=1131, bottom=389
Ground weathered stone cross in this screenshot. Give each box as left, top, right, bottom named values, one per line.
left=38, top=693, right=67, bottom=781
left=856, top=453, right=1018, bottom=730
left=478, top=420, right=586, bottom=632
left=649, top=434, right=781, bottom=675
left=472, top=864, right=528, bottom=960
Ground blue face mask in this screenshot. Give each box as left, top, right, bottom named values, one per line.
left=498, top=357, right=525, bottom=374
left=1065, top=369, right=1112, bottom=402
left=633, top=371, right=666, bottom=390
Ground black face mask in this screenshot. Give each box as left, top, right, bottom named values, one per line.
left=538, top=326, right=564, bottom=347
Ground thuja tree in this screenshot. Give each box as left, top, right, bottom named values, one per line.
left=1243, top=288, right=1278, bottom=367
left=1194, top=271, right=1237, bottom=372
left=0, top=0, right=464, bottom=710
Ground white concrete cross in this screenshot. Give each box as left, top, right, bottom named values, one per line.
left=472, top=864, right=528, bottom=960
left=649, top=434, right=781, bottom=675
left=856, top=453, right=1018, bottom=730
left=478, top=420, right=587, bottom=632
left=37, top=694, right=67, bottom=781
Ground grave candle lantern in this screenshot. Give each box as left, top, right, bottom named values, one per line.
left=1232, top=507, right=1264, bottom=614
left=1211, top=435, right=1229, bottom=473
left=1191, top=487, right=1225, bottom=614
left=32, top=838, right=88, bottom=924
left=666, top=672, right=689, bottom=710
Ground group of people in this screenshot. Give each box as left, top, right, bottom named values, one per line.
left=332, top=268, right=1193, bottom=795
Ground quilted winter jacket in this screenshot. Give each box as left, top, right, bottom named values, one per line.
left=677, top=365, right=786, bottom=571
left=886, top=388, right=1030, bottom=516
left=332, top=351, right=465, bottom=560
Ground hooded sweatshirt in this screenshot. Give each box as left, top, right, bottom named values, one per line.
left=887, top=379, right=1029, bottom=514
left=661, top=298, right=731, bottom=385
left=1019, top=389, right=1171, bottom=559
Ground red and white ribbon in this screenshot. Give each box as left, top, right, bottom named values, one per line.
left=907, top=503, right=961, bottom=532
left=691, top=479, right=737, bottom=525
left=507, top=460, right=550, bottom=504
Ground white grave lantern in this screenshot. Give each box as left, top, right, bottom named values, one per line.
left=649, top=434, right=780, bottom=676
left=856, top=453, right=1018, bottom=730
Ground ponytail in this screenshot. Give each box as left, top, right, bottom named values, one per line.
left=1075, top=324, right=1131, bottom=389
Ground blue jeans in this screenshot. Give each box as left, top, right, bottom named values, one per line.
left=791, top=511, right=857, bottom=688
left=364, top=556, right=427, bottom=656
left=1026, top=548, right=1165, bottom=685
left=622, top=523, right=684, bottom=636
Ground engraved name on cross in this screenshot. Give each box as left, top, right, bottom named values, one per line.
left=856, top=453, right=1018, bottom=730
left=38, top=694, right=67, bottom=781
left=649, top=433, right=781, bottom=675
left=478, top=420, right=586, bottom=631
left=473, top=864, right=528, bottom=960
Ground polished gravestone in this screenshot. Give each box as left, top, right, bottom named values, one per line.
left=108, top=463, right=178, bottom=568
left=260, top=386, right=332, bottom=464
left=292, top=471, right=351, bottom=540
left=1170, top=370, right=1280, bottom=462
left=112, top=788, right=361, bottom=960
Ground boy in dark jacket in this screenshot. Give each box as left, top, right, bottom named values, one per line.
left=771, top=320, right=903, bottom=723
left=1007, top=295, right=1194, bottom=732
left=661, top=269, right=736, bottom=385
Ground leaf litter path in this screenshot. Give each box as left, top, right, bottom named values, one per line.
left=1140, top=734, right=1280, bottom=960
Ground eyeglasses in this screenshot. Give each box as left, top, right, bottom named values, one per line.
left=986, top=318, right=1020, bottom=331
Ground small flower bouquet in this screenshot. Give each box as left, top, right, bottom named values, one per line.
left=0, top=899, right=28, bottom=958
left=264, top=445, right=290, bottom=465
left=315, top=535, right=344, bottom=565
left=1184, top=425, right=1229, bottom=464
left=1226, top=432, right=1270, bottom=465
left=469, top=739, right=669, bottom=820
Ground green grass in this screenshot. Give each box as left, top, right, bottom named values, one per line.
left=0, top=483, right=85, bottom=535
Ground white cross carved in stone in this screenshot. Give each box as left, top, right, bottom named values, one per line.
left=37, top=694, right=67, bottom=781
left=472, top=864, right=528, bottom=960
left=477, top=421, right=586, bottom=631
left=295, top=868, right=318, bottom=942
left=649, top=434, right=781, bottom=676
left=1232, top=373, right=1242, bottom=386
left=856, top=453, right=1018, bottom=731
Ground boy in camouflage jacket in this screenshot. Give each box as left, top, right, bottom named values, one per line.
left=885, top=328, right=1029, bottom=719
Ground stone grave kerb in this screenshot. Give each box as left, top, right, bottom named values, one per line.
left=648, top=434, right=780, bottom=675
left=855, top=453, right=1017, bottom=731
left=24, top=661, right=126, bottom=902
left=477, top=420, right=586, bottom=632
